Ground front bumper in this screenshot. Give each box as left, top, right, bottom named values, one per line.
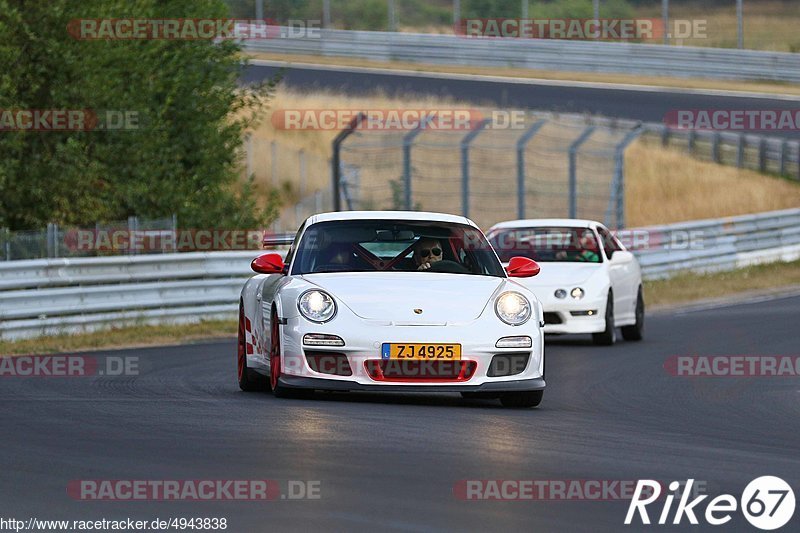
left=278, top=375, right=546, bottom=393
left=540, top=295, right=608, bottom=335
left=275, top=313, right=544, bottom=387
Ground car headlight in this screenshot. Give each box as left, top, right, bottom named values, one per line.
left=298, top=290, right=337, bottom=323
left=495, top=292, right=531, bottom=326
left=570, top=287, right=585, bottom=299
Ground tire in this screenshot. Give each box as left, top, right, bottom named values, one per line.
left=592, top=292, right=616, bottom=346
left=621, top=287, right=645, bottom=341
left=238, top=302, right=267, bottom=392
left=499, top=390, right=543, bottom=408
left=269, top=308, right=309, bottom=399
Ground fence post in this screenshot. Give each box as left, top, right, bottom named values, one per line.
left=661, top=125, right=670, bottom=147
left=758, top=137, right=767, bottom=172
left=4, top=228, right=10, bottom=261
left=737, top=134, right=745, bottom=168
left=712, top=131, right=721, bottom=163
left=331, top=113, right=365, bottom=212
left=46, top=223, right=55, bottom=258
left=459, top=119, right=491, bottom=218
left=245, top=134, right=253, bottom=179
left=270, top=141, right=278, bottom=188
left=299, top=149, right=307, bottom=196
left=687, top=129, right=696, bottom=154
left=127, top=216, right=138, bottom=255
left=402, top=115, right=435, bottom=210
left=796, top=141, right=800, bottom=181
left=568, top=126, right=596, bottom=219
left=515, top=119, right=547, bottom=219
left=607, top=127, right=643, bottom=229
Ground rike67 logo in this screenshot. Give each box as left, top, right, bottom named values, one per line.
left=626, top=477, right=795, bottom=530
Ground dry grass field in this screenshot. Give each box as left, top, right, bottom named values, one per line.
left=246, top=88, right=800, bottom=229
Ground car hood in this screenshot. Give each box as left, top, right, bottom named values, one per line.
left=301, top=272, right=505, bottom=324
left=508, top=262, right=600, bottom=287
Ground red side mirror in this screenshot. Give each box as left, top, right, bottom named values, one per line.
left=506, top=256, right=540, bottom=278
left=251, top=253, right=285, bottom=274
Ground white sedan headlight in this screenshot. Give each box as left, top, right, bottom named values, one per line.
left=570, top=287, right=585, bottom=299
left=298, top=290, right=337, bottom=323
left=495, top=292, right=531, bottom=326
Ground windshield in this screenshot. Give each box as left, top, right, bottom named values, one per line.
left=292, top=220, right=505, bottom=277
left=489, top=226, right=603, bottom=263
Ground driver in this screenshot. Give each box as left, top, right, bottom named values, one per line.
left=412, top=238, right=443, bottom=271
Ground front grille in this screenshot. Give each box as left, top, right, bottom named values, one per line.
left=487, top=353, right=530, bottom=377
left=305, top=351, right=353, bottom=376
left=543, top=312, right=562, bottom=325
left=364, top=360, right=477, bottom=382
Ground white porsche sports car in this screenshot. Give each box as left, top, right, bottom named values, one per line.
left=487, top=219, right=644, bottom=345
left=238, top=211, right=546, bottom=407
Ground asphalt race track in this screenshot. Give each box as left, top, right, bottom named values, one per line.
left=243, top=62, right=800, bottom=139
left=2, top=294, right=799, bottom=532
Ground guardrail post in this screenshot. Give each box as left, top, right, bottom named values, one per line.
left=687, top=129, right=696, bottom=155
left=796, top=141, right=800, bottom=181
left=515, top=119, right=547, bottom=219
left=331, top=113, right=366, bottom=212
left=712, top=132, right=721, bottom=163
left=758, top=137, right=767, bottom=172
left=779, top=140, right=788, bottom=176
left=737, top=134, right=745, bottom=168
left=568, top=126, right=596, bottom=219
left=460, top=119, right=490, bottom=218
left=661, top=125, right=670, bottom=147
left=402, top=115, right=435, bottom=210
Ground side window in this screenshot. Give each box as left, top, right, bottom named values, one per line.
left=596, top=227, right=620, bottom=258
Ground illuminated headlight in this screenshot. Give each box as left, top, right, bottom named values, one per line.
left=570, top=287, right=585, bottom=299
left=495, top=336, right=532, bottom=348
left=495, top=292, right=531, bottom=326
left=298, top=290, right=337, bottom=323
left=554, top=289, right=567, bottom=299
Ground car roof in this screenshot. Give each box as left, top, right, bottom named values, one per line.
left=307, top=210, right=478, bottom=227
left=488, top=218, right=599, bottom=231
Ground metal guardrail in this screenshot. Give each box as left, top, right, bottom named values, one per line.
left=244, top=28, right=800, bottom=83
left=1, top=209, right=798, bottom=341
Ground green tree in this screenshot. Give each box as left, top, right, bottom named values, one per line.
left=0, top=0, right=278, bottom=230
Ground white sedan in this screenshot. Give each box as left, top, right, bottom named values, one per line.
left=486, top=219, right=644, bottom=345
left=237, top=211, right=547, bottom=408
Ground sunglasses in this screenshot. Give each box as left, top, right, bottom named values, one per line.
left=419, top=247, right=442, bottom=258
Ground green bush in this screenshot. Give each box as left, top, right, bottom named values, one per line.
left=0, top=0, right=278, bottom=230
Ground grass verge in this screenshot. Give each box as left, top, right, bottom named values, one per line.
left=0, top=320, right=236, bottom=357
left=1, top=261, right=798, bottom=355
left=645, top=259, right=800, bottom=308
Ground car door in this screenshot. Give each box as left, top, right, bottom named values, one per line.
left=597, top=225, right=636, bottom=321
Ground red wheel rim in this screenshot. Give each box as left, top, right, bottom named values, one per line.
left=237, top=305, right=245, bottom=382
left=270, top=313, right=280, bottom=390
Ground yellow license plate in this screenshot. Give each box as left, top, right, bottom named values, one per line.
left=381, top=343, right=461, bottom=360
